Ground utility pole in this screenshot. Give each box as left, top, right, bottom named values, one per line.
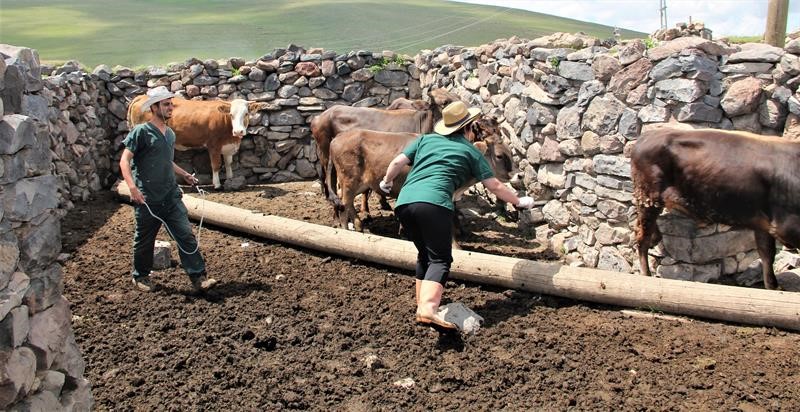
left=659, top=0, right=668, bottom=30
left=764, top=0, right=789, bottom=47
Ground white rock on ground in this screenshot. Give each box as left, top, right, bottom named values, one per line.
left=438, top=302, right=484, bottom=335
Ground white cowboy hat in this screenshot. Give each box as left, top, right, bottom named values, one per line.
left=140, top=86, right=175, bottom=113
left=434, top=101, right=481, bottom=135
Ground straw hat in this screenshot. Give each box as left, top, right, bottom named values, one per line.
left=140, top=86, right=175, bottom=113
left=433, top=101, right=481, bottom=135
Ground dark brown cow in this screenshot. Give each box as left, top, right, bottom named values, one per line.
left=310, top=88, right=460, bottom=202
left=631, top=127, right=800, bottom=290
left=127, top=95, right=268, bottom=189
left=326, top=117, right=517, bottom=231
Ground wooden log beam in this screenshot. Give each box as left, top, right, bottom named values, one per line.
left=115, top=184, right=800, bottom=331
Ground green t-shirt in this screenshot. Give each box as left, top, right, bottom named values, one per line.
left=122, top=122, right=178, bottom=204
left=396, top=132, right=494, bottom=211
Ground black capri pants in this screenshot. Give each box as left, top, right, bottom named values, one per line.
left=395, top=202, right=454, bottom=284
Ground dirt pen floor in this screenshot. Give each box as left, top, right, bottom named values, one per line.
left=62, top=181, right=800, bottom=411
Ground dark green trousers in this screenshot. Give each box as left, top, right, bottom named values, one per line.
left=131, top=197, right=205, bottom=280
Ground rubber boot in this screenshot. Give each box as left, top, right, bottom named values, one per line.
left=415, top=280, right=456, bottom=330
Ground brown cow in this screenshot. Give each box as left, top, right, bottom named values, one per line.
left=631, top=128, right=800, bottom=290
left=310, top=88, right=460, bottom=203
left=127, top=95, right=268, bottom=189
left=326, top=117, right=517, bottom=231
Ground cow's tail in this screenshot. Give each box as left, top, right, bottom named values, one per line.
left=325, top=154, right=344, bottom=216
left=310, top=114, right=332, bottom=199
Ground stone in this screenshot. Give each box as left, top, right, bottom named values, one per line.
left=2, top=175, right=58, bottom=223
left=597, top=247, right=632, bottom=273
left=438, top=302, right=484, bottom=335
left=592, top=54, right=622, bottom=82
left=580, top=131, right=601, bottom=156
left=727, top=43, right=785, bottom=63
left=17, top=214, right=61, bottom=272
left=558, top=61, right=593, bottom=81
left=542, top=200, right=570, bottom=229
left=784, top=113, right=800, bottom=140
left=581, top=94, right=625, bottom=135
left=0, top=273, right=29, bottom=321
left=0, top=347, right=37, bottom=409
left=537, top=162, right=565, bottom=188
left=576, top=80, right=604, bottom=107
left=341, top=83, right=364, bottom=102
left=731, top=113, right=761, bottom=134
left=650, top=57, right=682, bottom=81
left=661, top=229, right=755, bottom=264
left=268, top=109, right=305, bottom=126
left=294, top=62, right=320, bottom=77
left=618, top=40, right=646, bottom=65
left=373, top=70, right=408, bottom=87
left=638, top=104, right=670, bottom=123
left=0, top=231, right=20, bottom=286
left=646, top=37, right=732, bottom=61
left=608, top=58, right=652, bottom=100
left=677, top=102, right=723, bottom=122
left=0, top=305, right=29, bottom=349
left=0, top=115, right=36, bottom=155
left=656, top=262, right=721, bottom=282
left=618, top=108, right=640, bottom=139
left=153, top=240, right=171, bottom=270
left=7, top=389, right=62, bottom=412
left=595, top=223, right=631, bottom=245
left=719, top=62, right=774, bottom=74
left=27, top=296, right=72, bottom=370
left=720, top=77, right=763, bottom=117
left=759, top=99, right=786, bottom=129
left=654, top=78, right=707, bottom=103
left=558, top=139, right=582, bottom=157
left=593, top=155, right=630, bottom=177
left=555, top=105, right=582, bottom=140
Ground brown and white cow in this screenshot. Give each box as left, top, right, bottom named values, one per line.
left=326, top=117, right=517, bottom=232
left=127, top=95, right=268, bottom=189
left=310, top=88, right=460, bottom=203
left=631, top=127, right=800, bottom=290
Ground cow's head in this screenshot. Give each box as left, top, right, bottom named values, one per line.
left=220, top=99, right=270, bottom=138
left=468, top=117, right=518, bottom=182
left=428, top=88, right=461, bottom=108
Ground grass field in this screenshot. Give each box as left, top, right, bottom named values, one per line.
left=0, top=0, right=645, bottom=68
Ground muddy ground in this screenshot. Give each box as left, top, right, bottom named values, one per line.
left=62, top=181, right=800, bottom=411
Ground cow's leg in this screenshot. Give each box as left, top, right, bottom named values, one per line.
left=209, top=149, right=223, bottom=189
left=635, top=204, right=663, bottom=277
left=754, top=229, right=778, bottom=290
left=341, top=186, right=362, bottom=232
left=221, top=142, right=239, bottom=180
left=378, top=194, right=392, bottom=211
left=360, top=189, right=372, bottom=219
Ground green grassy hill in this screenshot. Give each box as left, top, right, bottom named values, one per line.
left=0, top=0, right=645, bottom=68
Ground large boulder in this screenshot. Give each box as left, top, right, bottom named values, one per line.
left=720, top=77, right=763, bottom=117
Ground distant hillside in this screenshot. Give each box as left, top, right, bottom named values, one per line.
left=0, top=0, right=646, bottom=67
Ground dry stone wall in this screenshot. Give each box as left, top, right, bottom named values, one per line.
left=96, top=45, right=423, bottom=187
left=0, top=45, right=92, bottom=411
left=414, top=33, right=800, bottom=286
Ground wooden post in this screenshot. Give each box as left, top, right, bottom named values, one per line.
left=115, top=184, right=800, bottom=331
left=764, top=0, right=789, bottom=47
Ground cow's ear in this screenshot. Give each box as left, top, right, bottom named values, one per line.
left=473, top=141, right=488, bottom=154
left=218, top=105, right=231, bottom=114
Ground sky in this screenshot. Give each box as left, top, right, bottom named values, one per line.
left=451, top=0, right=800, bottom=37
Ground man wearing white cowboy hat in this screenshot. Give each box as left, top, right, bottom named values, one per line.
left=119, top=86, right=217, bottom=293
left=380, top=100, right=534, bottom=332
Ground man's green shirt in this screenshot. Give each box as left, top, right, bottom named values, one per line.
left=123, top=122, right=178, bottom=204
left=396, top=132, right=494, bottom=211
